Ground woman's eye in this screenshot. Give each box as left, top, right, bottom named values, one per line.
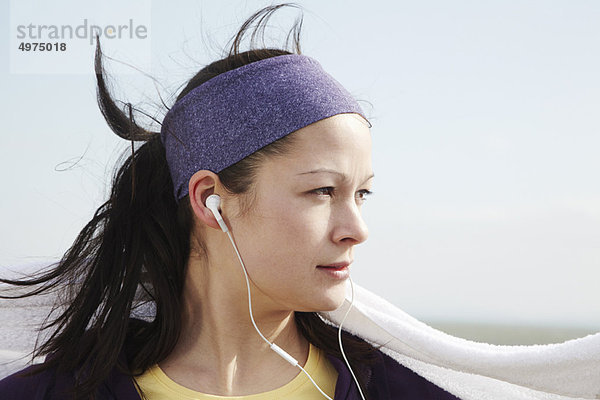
left=311, top=187, right=373, bottom=202
left=356, top=189, right=373, bottom=202
left=313, top=187, right=334, bottom=196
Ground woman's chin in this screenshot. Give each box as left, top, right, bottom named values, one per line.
left=291, top=282, right=348, bottom=312
left=322, top=299, right=346, bottom=312
left=316, top=287, right=348, bottom=312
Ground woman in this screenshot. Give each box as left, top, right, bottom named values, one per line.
left=0, top=4, right=459, bottom=400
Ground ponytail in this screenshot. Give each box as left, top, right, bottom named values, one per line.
left=1, top=37, right=193, bottom=398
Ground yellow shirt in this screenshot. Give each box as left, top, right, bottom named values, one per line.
left=134, top=343, right=338, bottom=399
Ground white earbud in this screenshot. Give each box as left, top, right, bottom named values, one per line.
left=205, top=194, right=229, bottom=232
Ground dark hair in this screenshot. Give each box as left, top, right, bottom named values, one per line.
left=1, top=3, right=379, bottom=399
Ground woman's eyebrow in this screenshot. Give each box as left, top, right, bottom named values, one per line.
left=296, top=168, right=375, bottom=183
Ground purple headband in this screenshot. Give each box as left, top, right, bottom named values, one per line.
left=160, top=54, right=367, bottom=201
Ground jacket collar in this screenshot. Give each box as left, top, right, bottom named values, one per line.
left=325, top=351, right=385, bottom=400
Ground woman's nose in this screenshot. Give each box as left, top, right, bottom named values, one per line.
left=331, top=200, right=369, bottom=245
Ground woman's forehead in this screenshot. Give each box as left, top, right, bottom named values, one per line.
left=290, top=114, right=372, bottom=152
left=260, top=114, right=373, bottom=177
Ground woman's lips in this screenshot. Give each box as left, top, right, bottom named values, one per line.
left=317, top=261, right=351, bottom=269
left=317, top=262, right=351, bottom=279
left=318, top=265, right=347, bottom=271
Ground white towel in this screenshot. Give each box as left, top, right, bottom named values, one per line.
left=319, top=283, right=600, bottom=400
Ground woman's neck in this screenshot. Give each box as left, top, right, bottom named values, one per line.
left=158, top=255, right=310, bottom=396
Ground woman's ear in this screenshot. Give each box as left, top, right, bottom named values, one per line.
left=188, top=170, right=222, bottom=231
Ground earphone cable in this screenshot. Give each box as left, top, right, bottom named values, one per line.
left=226, top=230, right=271, bottom=345
left=337, top=276, right=367, bottom=400
left=225, top=230, right=334, bottom=399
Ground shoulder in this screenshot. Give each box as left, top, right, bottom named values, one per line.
left=326, top=330, right=460, bottom=399
left=0, top=364, right=54, bottom=399
left=0, top=359, right=141, bottom=400
left=0, top=320, right=149, bottom=400
left=369, top=349, right=460, bottom=399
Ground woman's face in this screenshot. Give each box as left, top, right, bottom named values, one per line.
left=227, top=113, right=373, bottom=312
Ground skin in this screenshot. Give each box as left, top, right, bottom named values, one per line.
left=159, top=113, right=374, bottom=396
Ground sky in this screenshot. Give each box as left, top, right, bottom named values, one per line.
left=1, top=0, right=599, bottom=330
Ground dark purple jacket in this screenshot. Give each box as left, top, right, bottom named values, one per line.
left=1, top=345, right=460, bottom=399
